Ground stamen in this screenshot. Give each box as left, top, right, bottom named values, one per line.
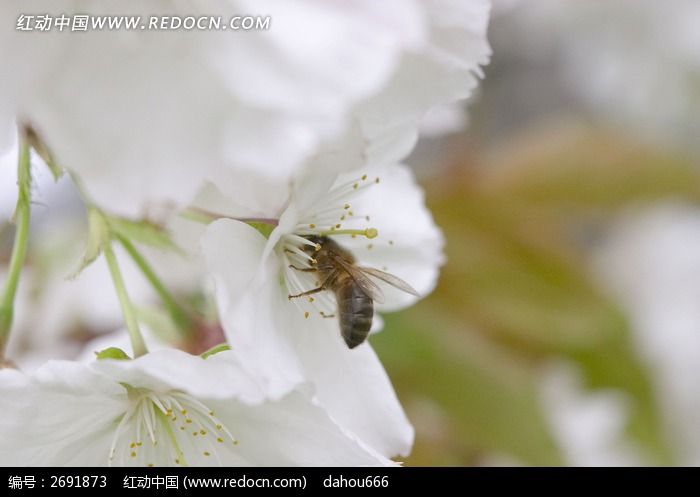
left=315, top=228, right=378, bottom=239
left=108, top=388, right=238, bottom=467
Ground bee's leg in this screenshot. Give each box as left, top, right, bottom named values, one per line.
left=319, top=312, right=336, bottom=319
left=288, top=286, right=325, bottom=299
left=288, top=265, right=317, bottom=272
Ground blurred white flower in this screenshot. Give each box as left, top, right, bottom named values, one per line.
left=539, top=362, right=642, bottom=466
left=504, top=0, right=700, bottom=151
left=0, top=0, right=491, bottom=218
left=201, top=163, right=444, bottom=457
left=4, top=210, right=208, bottom=370
left=593, top=204, right=700, bottom=464
left=0, top=349, right=392, bottom=466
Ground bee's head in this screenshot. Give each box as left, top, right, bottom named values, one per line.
left=299, top=235, right=322, bottom=254
left=302, top=235, right=339, bottom=259
left=304, top=235, right=324, bottom=246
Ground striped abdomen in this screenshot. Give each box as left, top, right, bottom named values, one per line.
left=336, top=281, right=374, bottom=349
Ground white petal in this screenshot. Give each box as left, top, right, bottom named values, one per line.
left=339, top=164, right=445, bottom=311
left=356, top=0, right=492, bottom=163
left=0, top=363, right=124, bottom=466
left=201, top=219, right=305, bottom=399
left=208, top=391, right=394, bottom=466
left=92, top=349, right=267, bottom=405
left=295, top=318, right=415, bottom=458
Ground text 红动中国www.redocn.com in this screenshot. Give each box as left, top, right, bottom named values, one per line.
left=16, top=14, right=271, bottom=32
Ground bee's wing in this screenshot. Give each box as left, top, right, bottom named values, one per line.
left=332, top=255, right=386, bottom=303
left=359, top=267, right=421, bottom=298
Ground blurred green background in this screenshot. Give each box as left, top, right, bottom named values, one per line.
left=373, top=0, right=700, bottom=466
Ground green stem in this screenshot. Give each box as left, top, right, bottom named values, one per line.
left=0, top=138, right=31, bottom=357
left=103, top=240, right=147, bottom=357
left=116, top=233, right=193, bottom=338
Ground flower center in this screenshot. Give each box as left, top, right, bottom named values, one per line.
left=109, top=388, right=237, bottom=467
left=278, top=173, right=380, bottom=320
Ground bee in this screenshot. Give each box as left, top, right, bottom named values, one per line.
left=288, top=235, right=420, bottom=349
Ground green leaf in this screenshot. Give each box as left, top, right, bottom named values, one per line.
left=107, top=217, right=182, bottom=253
left=69, top=207, right=109, bottom=278
left=24, top=127, right=64, bottom=181
left=201, top=343, right=231, bottom=359
left=42, top=155, right=64, bottom=182
left=95, top=347, right=131, bottom=361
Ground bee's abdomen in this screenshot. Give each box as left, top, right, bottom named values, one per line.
left=337, top=283, right=374, bottom=349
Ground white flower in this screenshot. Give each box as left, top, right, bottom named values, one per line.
left=201, top=163, right=444, bottom=457
left=0, top=0, right=490, bottom=218
left=593, top=204, right=700, bottom=464
left=540, top=362, right=642, bottom=466
left=0, top=349, right=393, bottom=466
left=505, top=0, right=700, bottom=152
